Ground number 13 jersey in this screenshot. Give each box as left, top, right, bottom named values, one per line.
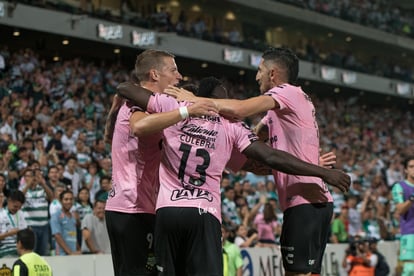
left=148, top=93, right=258, bottom=223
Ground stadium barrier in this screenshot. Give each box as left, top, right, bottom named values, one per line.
left=0, top=241, right=399, bottom=275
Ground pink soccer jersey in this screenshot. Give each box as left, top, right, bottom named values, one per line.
left=105, top=102, right=161, bottom=214
left=147, top=94, right=258, bottom=222
left=263, top=84, right=333, bottom=211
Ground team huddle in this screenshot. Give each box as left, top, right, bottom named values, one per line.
left=104, top=48, right=351, bottom=276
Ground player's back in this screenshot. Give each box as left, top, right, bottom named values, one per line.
left=148, top=93, right=257, bottom=221
left=106, top=103, right=161, bottom=214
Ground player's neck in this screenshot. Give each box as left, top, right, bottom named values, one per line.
left=140, top=81, right=161, bottom=94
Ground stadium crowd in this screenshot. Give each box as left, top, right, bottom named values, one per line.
left=279, top=0, right=414, bottom=39
left=12, top=0, right=414, bottom=83
left=0, top=43, right=413, bottom=259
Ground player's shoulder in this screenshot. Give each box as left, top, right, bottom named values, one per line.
left=267, top=83, right=296, bottom=93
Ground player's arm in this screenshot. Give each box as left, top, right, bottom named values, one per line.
left=104, top=94, right=124, bottom=145
left=392, top=183, right=413, bottom=215
left=241, top=159, right=272, bottom=175
left=116, top=82, right=152, bottom=111
left=130, top=100, right=218, bottom=137
left=242, top=141, right=350, bottom=192
left=215, top=96, right=277, bottom=119
left=241, top=121, right=271, bottom=174
left=164, top=86, right=278, bottom=119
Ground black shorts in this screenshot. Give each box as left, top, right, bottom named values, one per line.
left=155, top=207, right=222, bottom=276
left=105, top=211, right=156, bottom=276
left=280, top=202, right=333, bottom=274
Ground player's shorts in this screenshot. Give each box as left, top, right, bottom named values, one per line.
left=400, top=234, right=414, bottom=261
left=105, top=211, right=156, bottom=276
left=155, top=207, right=222, bottom=276
left=280, top=202, right=333, bottom=274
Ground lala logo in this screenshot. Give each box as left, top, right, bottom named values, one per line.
left=171, top=188, right=213, bottom=202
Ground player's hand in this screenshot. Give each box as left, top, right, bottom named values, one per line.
left=323, top=169, right=351, bottom=193
left=164, top=85, right=197, bottom=102
left=320, top=151, right=336, bottom=168
left=187, top=100, right=218, bottom=117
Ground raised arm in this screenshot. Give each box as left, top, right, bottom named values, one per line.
left=117, top=82, right=152, bottom=111
left=130, top=100, right=218, bottom=137
left=164, top=86, right=277, bottom=119
left=243, top=141, right=350, bottom=192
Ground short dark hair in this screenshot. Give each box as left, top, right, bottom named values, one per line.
left=180, top=83, right=198, bottom=94
left=262, top=47, right=299, bottom=85
left=403, top=156, right=414, bottom=169
left=197, top=77, right=222, bottom=98
left=224, top=186, right=234, bottom=193
left=17, top=228, right=35, bottom=250
left=100, top=175, right=111, bottom=184
left=9, top=190, right=26, bottom=205
left=59, top=190, right=73, bottom=201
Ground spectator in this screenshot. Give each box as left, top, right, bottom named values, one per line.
left=62, top=155, right=82, bottom=195
left=45, top=130, right=64, bottom=160
left=50, top=190, right=80, bottom=256
left=45, top=165, right=64, bottom=191
left=49, top=183, right=66, bottom=217
left=83, top=162, right=100, bottom=202
left=61, top=126, right=77, bottom=155
left=74, top=139, right=91, bottom=171
left=222, top=186, right=241, bottom=228
left=222, top=225, right=243, bottom=276
left=94, top=175, right=111, bottom=202
left=331, top=204, right=350, bottom=243
left=234, top=224, right=258, bottom=248
left=344, top=239, right=377, bottom=276
left=347, top=194, right=363, bottom=240
left=0, top=173, right=10, bottom=199
left=81, top=199, right=110, bottom=254
left=253, top=201, right=280, bottom=247
left=368, top=238, right=390, bottom=276
left=20, top=168, right=53, bottom=256
left=74, top=187, right=93, bottom=223
left=0, top=191, right=27, bottom=258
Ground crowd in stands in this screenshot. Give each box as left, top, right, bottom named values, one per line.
left=279, top=0, right=414, bottom=38
left=12, top=0, right=414, bottom=83
left=0, top=42, right=413, bottom=258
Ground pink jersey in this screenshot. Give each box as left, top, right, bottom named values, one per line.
left=105, top=102, right=161, bottom=214
left=262, top=84, right=333, bottom=211
left=254, top=213, right=278, bottom=241
left=148, top=94, right=258, bottom=222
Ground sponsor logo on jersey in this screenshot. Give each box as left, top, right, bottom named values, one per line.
left=171, top=188, right=213, bottom=202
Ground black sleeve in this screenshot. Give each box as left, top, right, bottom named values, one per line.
left=12, top=259, right=29, bottom=276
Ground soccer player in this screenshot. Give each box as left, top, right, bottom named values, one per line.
left=104, top=50, right=217, bottom=276
left=392, top=156, right=414, bottom=276
left=164, top=47, right=347, bottom=276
